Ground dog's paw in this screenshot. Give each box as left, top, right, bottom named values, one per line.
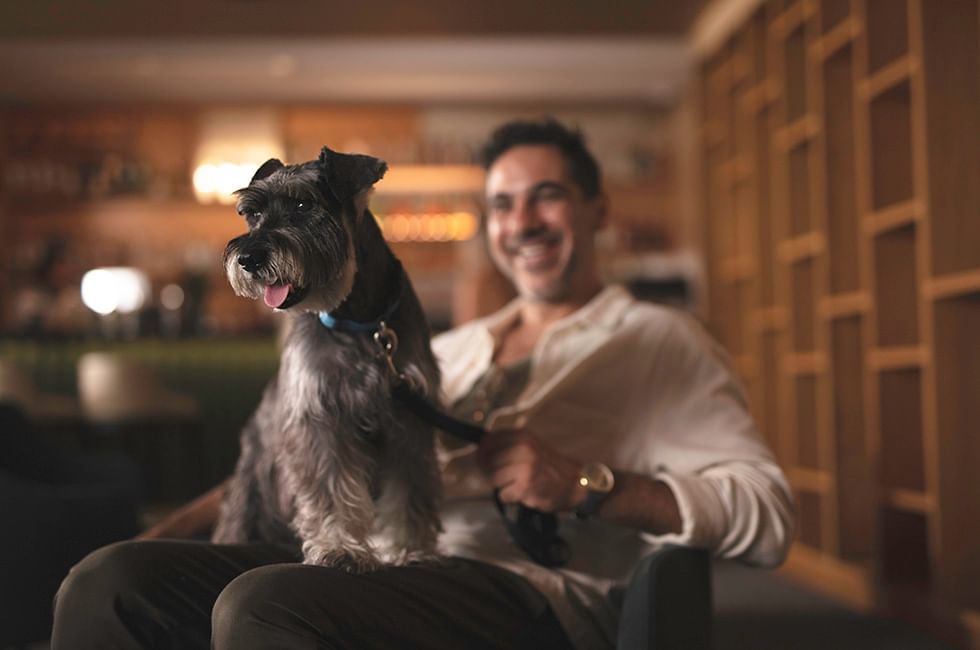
left=378, top=546, right=443, bottom=567
left=303, top=545, right=382, bottom=573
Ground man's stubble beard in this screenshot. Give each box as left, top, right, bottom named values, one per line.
left=513, top=249, right=579, bottom=304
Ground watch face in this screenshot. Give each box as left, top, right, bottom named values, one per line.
left=583, top=462, right=615, bottom=493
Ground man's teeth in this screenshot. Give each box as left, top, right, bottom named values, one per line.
left=518, top=242, right=552, bottom=257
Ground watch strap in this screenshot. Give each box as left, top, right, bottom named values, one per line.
left=574, top=489, right=607, bottom=519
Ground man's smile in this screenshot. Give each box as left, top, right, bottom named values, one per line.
left=505, top=231, right=563, bottom=271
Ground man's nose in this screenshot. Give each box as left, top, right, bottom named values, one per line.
left=511, top=198, right=543, bottom=230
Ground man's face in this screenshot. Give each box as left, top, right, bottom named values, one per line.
left=484, top=145, right=605, bottom=303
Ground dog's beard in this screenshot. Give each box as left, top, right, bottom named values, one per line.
left=225, top=234, right=357, bottom=314
left=293, top=240, right=357, bottom=313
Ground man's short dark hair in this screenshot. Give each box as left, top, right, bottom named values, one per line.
left=479, top=118, right=602, bottom=199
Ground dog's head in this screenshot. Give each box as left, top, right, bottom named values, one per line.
left=223, top=146, right=387, bottom=313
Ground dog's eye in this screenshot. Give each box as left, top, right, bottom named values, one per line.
left=295, top=200, right=311, bottom=212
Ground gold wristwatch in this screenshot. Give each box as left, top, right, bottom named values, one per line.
left=574, top=461, right=615, bottom=519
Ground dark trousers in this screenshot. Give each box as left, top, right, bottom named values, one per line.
left=51, top=540, right=575, bottom=650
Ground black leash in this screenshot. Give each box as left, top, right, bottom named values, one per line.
left=392, top=384, right=570, bottom=568
left=317, top=300, right=570, bottom=569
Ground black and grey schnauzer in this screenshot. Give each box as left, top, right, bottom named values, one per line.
left=212, top=146, right=442, bottom=571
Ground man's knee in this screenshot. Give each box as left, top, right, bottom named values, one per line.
left=52, top=540, right=163, bottom=649
left=213, top=565, right=345, bottom=648
left=57, top=540, right=153, bottom=612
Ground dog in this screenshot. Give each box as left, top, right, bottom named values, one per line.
left=211, top=146, right=442, bottom=572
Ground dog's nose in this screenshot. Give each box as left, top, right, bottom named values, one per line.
left=238, top=249, right=268, bottom=274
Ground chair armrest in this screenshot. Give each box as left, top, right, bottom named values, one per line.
left=617, top=545, right=712, bottom=650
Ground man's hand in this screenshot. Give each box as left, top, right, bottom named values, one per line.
left=476, top=429, right=587, bottom=513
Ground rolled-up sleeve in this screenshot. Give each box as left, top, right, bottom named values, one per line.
left=632, top=311, right=795, bottom=567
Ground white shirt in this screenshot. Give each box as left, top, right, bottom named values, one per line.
left=433, top=285, right=794, bottom=649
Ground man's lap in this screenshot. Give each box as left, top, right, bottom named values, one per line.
left=52, top=539, right=574, bottom=650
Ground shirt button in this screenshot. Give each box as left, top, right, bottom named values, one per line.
left=472, top=410, right=485, bottom=422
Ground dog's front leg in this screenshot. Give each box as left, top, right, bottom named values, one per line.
left=371, top=429, right=443, bottom=566
left=280, top=421, right=381, bottom=572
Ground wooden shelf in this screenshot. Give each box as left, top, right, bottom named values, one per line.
left=820, top=291, right=871, bottom=319
left=775, top=115, right=820, bottom=151
left=926, top=270, right=980, bottom=301
left=696, top=0, right=980, bottom=627
left=878, top=367, right=927, bottom=493
left=790, top=258, right=817, bottom=351
left=867, top=81, right=915, bottom=211
left=873, top=224, right=920, bottom=346
left=883, top=488, right=936, bottom=514
left=786, top=139, right=814, bottom=236
left=772, top=0, right=817, bottom=39
left=932, top=292, right=980, bottom=607
left=880, top=506, right=931, bottom=590
left=783, top=20, right=810, bottom=124
left=860, top=55, right=918, bottom=100
left=783, top=351, right=828, bottom=375
left=788, top=467, right=834, bottom=493
left=830, top=313, right=874, bottom=561
left=749, top=306, right=787, bottom=332
left=867, top=346, right=928, bottom=370
left=863, top=199, right=923, bottom=235
left=813, top=16, right=860, bottom=60
left=717, top=156, right=752, bottom=189
left=865, top=0, right=911, bottom=74
left=778, top=231, right=825, bottom=263
left=740, top=79, right=779, bottom=114
left=821, top=39, right=861, bottom=294
left=819, top=0, right=852, bottom=35
left=796, top=489, right=824, bottom=549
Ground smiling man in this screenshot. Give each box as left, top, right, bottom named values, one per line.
left=51, top=119, right=792, bottom=650
left=432, top=118, right=794, bottom=648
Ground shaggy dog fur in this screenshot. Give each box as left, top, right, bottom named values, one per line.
left=211, top=147, right=442, bottom=571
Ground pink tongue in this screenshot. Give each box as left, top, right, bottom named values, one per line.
left=263, top=284, right=291, bottom=308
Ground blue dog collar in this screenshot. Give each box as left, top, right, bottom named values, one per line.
left=318, top=297, right=401, bottom=333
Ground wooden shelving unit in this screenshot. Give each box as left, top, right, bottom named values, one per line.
left=696, top=0, right=980, bottom=643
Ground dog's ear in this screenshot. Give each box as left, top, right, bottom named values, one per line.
left=317, top=146, right=387, bottom=217
left=251, top=158, right=284, bottom=184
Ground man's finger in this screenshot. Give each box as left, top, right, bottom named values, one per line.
left=488, top=462, right=529, bottom=490
left=482, top=443, right=534, bottom=472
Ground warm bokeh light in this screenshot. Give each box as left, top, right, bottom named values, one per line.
left=81, top=268, right=151, bottom=315
left=160, top=284, right=186, bottom=311
left=192, top=162, right=265, bottom=205
left=193, top=109, right=284, bottom=205
left=378, top=211, right=478, bottom=243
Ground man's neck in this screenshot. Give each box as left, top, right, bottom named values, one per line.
left=493, top=283, right=603, bottom=366
left=517, top=281, right=603, bottom=329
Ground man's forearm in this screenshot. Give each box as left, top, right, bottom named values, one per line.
left=586, top=472, right=683, bottom=536
left=139, top=481, right=227, bottom=539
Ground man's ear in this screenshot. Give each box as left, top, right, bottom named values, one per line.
left=317, top=146, right=387, bottom=217
left=251, top=158, right=284, bottom=184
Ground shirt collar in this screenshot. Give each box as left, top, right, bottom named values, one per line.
left=480, top=284, right=633, bottom=346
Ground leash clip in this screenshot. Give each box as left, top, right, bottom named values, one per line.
left=374, top=321, right=402, bottom=381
